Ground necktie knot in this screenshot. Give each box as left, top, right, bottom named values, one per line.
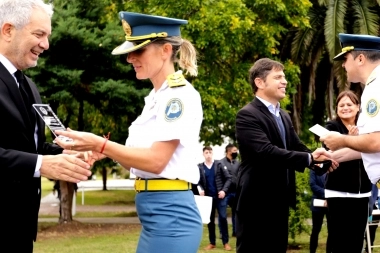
left=15, top=70, right=24, bottom=86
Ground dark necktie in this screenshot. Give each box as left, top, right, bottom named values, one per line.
left=272, top=114, right=287, bottom=148
left=15, top=70, right=36, bottom=126
left=272, top=113, right=289, bottom=184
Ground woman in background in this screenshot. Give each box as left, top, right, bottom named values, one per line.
left=323, top=90, right=371, bottom=253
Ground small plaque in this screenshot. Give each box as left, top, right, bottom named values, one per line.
left=32, top=104, right=72, bottom=142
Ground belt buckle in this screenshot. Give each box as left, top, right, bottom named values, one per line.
left=135, top=177, right=141, bottom=193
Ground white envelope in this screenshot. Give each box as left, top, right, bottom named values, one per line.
left=309, top=124, right=330, bottom=137
left=194, top=195, right=212, bottom=224
left=313, top=199, right=327, bottom=207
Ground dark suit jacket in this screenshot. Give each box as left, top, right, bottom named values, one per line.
left=197, top=160, right=231, bottom=196
left=0, top=62, right=62, bottom=242
left=235, top=98, right=311, bottom=252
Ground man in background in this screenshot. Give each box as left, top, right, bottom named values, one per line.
left=220, top=143, right=240, bottom=237
left=198, top=146, right=232, bottom=251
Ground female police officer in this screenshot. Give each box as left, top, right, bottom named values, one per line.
left=54, top=11, right=203, bottom=253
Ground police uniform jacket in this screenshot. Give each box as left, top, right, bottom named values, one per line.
left=324, top=119, right=371, bottom=193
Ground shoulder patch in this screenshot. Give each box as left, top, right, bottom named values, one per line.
left=165, top=98, right=183, bottom=121
left=366, top=99, right=379, bottom=117
left=167, top=71, right=187, bottom=88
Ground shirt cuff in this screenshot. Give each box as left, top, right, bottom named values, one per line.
left=34, top=155, right=42, bottom=177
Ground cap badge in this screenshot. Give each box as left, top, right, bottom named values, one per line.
left=341, top=46, right=354, bottom=53
left=366, top=99, right=379, bottom=117
left=122, top=20, right=132, bottom=36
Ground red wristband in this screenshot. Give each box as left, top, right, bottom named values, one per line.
left=100, top=132, right=110, bottom=154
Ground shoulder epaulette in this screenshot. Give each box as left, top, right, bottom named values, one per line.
left=167, top=71, right=187, bottom=88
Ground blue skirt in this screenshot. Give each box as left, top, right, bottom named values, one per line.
left=135, top=190, right=203, bottom=253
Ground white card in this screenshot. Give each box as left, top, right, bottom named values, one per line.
left=309, top=124, right=330, bottom=137
left=313, top=199, right=327, bottom=207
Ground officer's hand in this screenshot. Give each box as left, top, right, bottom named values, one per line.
left=62, top=149, right=106, bottom=166
left=320, top=131, right=345, bottom=151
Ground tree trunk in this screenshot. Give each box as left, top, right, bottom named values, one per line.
left=102, top=166, right=108, bottom=191
left=327, top=71, right=335, bottom=121
left=59, top=181, right=75, bottom=224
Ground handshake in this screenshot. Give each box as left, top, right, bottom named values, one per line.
left=309, top=148, right=338, bottom=175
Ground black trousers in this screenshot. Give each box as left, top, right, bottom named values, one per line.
left=309, top=210, right=330, bottom=253
left=326, top=197, right=369, bottom=253
left=236, top=200, right=289, bottom=253
left=6, top=237, right=33, bottom=253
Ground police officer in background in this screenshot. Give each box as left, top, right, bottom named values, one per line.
left=321, top=33, right=380, bottom=185
left=55, top=11, right=203, bottom=253
left=219, top=143, right=240, bottom=237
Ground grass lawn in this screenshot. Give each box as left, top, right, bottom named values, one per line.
left=34, top=221, right=380, bottom=253
left=34, top=223, right=237, bottom=253
left=76, top=189, right=136, bottom=205
left=41, top=177, right=55, bottom=197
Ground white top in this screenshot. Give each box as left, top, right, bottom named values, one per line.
left=357, top=65, right=380, bottom=184
left=127, top=73, right=203, bottom=184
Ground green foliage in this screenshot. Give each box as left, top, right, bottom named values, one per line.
left=27, top=0, right=149, bottom=151
left=283, top=0, right=380, bottom=132
left=289, top=170, right=312, bottom=241
left=30, top=0, right=321, bottom=240
left=120, top=0, right=312, bottom=144
left=288, top=141, right=321, bottom=241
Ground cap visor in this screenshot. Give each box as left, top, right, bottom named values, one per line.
left=333, top=51, right=347, bottom=61
left=111, top=40, right=152, bottom=55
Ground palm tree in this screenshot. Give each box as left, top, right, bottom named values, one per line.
left=281, top=0, right=380, bottom=129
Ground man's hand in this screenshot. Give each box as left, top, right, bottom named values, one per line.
left=218, top=190, right=226, bottom=199
left=62, top=149, right=106, bottom=166
left=320, top=131, right=345, bottom=151
left=312, top=148, right=332, bottom=160
left=199, top=190, right=205, bottom=196
left=311, top=148, right=339, bottom=173
left=40, top=154, right=92, bottom=183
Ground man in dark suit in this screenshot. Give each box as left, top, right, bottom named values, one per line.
left=0, top=0, right=92, bottom=251
left=234, top=58, right=334, bottom=253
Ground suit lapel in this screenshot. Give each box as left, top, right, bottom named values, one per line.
left=0, top=63, right=35, bottom=138
left=25, top=75, right=46, bottom=149
left=252, top=98, right=284, bottom=146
